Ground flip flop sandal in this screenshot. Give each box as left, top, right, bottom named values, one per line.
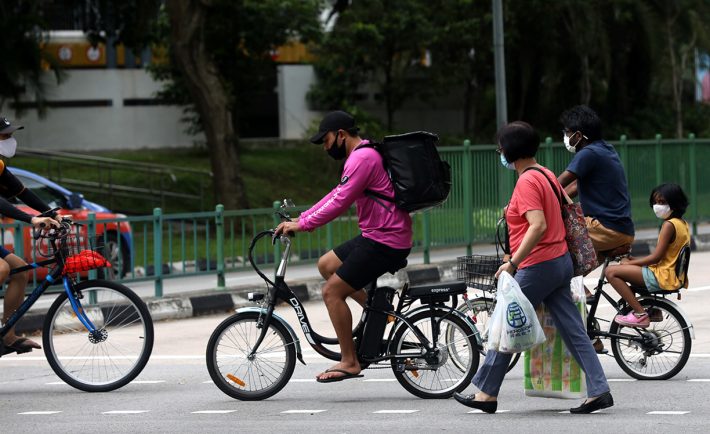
left=316, top=368, right=364, bottom=383
left=1, top=337, right=41, bottom=356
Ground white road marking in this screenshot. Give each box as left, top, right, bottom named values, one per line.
left=687, top=379, right=710, bottom=382
left=7, top=352, right=710, bottom=364
left=363, top=379, right=396, bottom=382
left=102, top=410, right=150, bottom=415
left=191, top=410, right=236, bottom=414
left=607, top=379, right=636, bottom=382
left=647, top=411, right=690, bottom=415
left=468, top=410, right=509, bottom=414
left=281, top=410, right=327, bottom=414
left=18, top=411, right=61, bottom=415
left=373, top=410, right=419, bottom=414
left=45, top=381, right=66, bottom=385
left=290, top=379, right=317, bottom=382
left=132, top=380, right=166, bottom=384
left=202, top=380, right=214, bottom=384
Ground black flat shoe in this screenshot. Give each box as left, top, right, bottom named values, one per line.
left=453, top=392, right=498, bottom=413
left=570, top=391, right=614, bottom=414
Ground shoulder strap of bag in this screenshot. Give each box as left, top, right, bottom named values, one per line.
left=524, top=167, right=565, bottom=208
left=355, top=142, right=397, bottom=209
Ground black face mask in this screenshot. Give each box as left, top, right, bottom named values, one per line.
left=327, top=132, right=347, bottom=160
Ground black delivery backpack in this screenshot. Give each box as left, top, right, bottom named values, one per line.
left=363, top=131, right=451, bottom=213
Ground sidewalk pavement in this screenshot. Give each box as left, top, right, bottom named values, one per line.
left=13, top=223, right=710, bottom=334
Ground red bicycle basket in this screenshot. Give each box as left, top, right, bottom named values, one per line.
left=63, top=250, right=112, bottom=274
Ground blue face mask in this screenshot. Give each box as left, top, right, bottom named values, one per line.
left=500, top=153, right=515, bottom=170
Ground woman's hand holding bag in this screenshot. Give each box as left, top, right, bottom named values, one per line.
left=487, top=271, right=547, bottom=354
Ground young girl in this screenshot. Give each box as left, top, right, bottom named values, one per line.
left=605, top=183, right=690, bottom=328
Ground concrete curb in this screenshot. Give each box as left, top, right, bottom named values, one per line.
left=14, top=234, right=708, bottom=335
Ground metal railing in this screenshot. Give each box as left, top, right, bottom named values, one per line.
left=2, top=135, right=707, bottom=298
left=14, top=149, right=214, bottom=213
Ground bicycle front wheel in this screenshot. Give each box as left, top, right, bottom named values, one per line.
left=390, top=308, right=479, bottom=399
left=456, top=297, right=520, bottom=372
left=610, top=298, right=691, bottom=380
left=206, top=311, right=296, bottom=401
left=43, top=280, right=154, bottom=392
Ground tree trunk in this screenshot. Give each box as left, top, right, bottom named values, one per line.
left=166, top=0, right=249, bottom=210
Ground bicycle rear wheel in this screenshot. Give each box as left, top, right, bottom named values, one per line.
left=456, top=297, right=520, bottom=371
left=206, top=311, right=296, bottom=400
left=43, top=280, right=153, bottom=392
left=390, top=308, right=479, bottom=399
left=610, top=298, right=691, bottom=380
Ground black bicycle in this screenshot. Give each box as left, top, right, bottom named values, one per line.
left=456, top=245, right=694, bottom=380
left=586, top=245, right=693, bottom=380
left=0, top=210, right=153, bottom=392
left=205, top=201, right=481, bottom=400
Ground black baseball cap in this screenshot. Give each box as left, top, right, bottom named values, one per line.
left=310, top=110, right=358, bottom=144
left=0, top=117, right=23, bottom=135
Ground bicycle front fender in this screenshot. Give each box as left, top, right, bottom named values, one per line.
left=637, top=296, right=695, bottom=340
left=388, top=305, right=483, bottom=349
left=236, top=307, right=306, bottom=365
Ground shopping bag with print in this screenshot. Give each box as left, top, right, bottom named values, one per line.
left=487, top=271, right=546, bottom=354
left=524, top=276, right=587, bottom=398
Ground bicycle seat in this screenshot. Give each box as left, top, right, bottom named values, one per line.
left=407, top=281, right=467, bottom=299
left=600, top=244, right=631, bottom=258
left=387, top=258, right=408, bottom=274
left=631, top=284, right=681, bottom=296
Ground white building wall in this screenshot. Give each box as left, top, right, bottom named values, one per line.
left=12, top=69, right=201, bottom=151
left=277, top=64, right=322, bottom=140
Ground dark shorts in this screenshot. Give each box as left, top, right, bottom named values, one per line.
left=0, top=246, right=11, bottom=259
left=333, top=235, right=410, bottom=290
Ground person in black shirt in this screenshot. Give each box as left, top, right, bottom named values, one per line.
left=0, top=118, right=60, bottom=355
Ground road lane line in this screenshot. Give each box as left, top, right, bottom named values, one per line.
left=192, top=410, right=236, bottom=414
left=373, top=410, right=419, bottom=414
left=290, top=379, right=317, bottom=382
left=102, top=411, right=150, bottom=414
left=18, top=411, right=62, bottom=415
left=647, top=411, right=689, bottom=415
left=364, top=379, right=396, bottom=382
left=132, top=380, right=166, bottom=384
left=687, top=379, right=710, bottom=382
left=281, top=410, right=326, bottom=414
left=45, top=381, right=66, bottom=385
left=607, top=379, right=636, bottom=382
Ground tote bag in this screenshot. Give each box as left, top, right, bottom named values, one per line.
left=525, top=167, right=597, bottom=276
left=524, top=276, right=587, bottom=399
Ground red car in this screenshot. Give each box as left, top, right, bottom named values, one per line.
left=1, top=167, right=132, bottom=279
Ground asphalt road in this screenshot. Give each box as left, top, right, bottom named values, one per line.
left=2, top=250, right=710, bottom=433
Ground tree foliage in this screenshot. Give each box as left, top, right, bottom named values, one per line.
left=0, top=0, right=63, bottom=115
left=309, top=0, right=435, bottom=130
left=313, top=0, right=710, bottom=141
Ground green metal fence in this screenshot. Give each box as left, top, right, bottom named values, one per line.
left=2, top=136, right=708, bottom=298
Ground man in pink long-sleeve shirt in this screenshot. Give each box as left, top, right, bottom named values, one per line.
left=274, top=111, right=412, bottom=383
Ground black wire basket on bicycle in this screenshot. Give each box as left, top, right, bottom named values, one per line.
left=456, top=254, right=502, bottom=292
left=35, top=232, right=112, bottom=274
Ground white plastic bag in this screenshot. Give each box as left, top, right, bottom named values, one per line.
left=570, top=275, right=585, bottom=304
left=487, top=271, right=547, bottom=354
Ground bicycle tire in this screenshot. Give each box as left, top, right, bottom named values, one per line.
left=206, top=311, right=296, bottom=401
left=390, top=308, right=479, bottom=399
left=456, top=297, right=520, bottom=372
left=43, top=279, right=153, bottom=392
left=609, top=298, right=691, bottom=380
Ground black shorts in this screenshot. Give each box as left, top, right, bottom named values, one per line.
left=333, top=235, right=410, bottom=290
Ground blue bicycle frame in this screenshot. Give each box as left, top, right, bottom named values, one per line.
left=0, top=259, right=97, bottom=344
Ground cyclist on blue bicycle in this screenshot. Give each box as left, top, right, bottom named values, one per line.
left=0, top=118, right=61, bottom=356
left=274, top=111, right=412, bottom=383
